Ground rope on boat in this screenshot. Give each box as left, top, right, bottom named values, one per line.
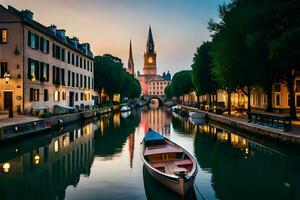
left=194, top=184, right=206, bottom=200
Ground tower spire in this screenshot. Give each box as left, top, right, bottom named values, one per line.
left=146, top=26, right=154, bottom=54
left=127, top=39, right=134, bottom=75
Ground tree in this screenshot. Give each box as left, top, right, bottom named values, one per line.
left=164, top=84, right=173, bottom=99
left=270, top=28, right=300, bottom=119
left=191, top=41, right=218, bottom=109
left=171, top=70, right=193, bottom=98
left=94, top=54, right=141, bottom=104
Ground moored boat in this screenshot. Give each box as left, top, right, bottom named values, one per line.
left=120, top=105, right=131, bottom=112
left=189, top=112, right=206, bottom=119
left=140, top=129, right=198, bottom=195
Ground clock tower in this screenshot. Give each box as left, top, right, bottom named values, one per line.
left=143, top=26, right=157, bottom=75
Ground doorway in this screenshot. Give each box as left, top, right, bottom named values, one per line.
left=4, top=91, right=13, bottom=110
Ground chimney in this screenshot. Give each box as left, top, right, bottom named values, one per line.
left=21, top=9, right=33, bottom=20
left=48, top=24, right=57, bottom=35
left=70, top=37, right=79, bottom=49
left=56, top=29, right=66, bottom=41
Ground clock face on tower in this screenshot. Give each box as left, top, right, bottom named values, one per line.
left=148, top=56, right=153, bottom=64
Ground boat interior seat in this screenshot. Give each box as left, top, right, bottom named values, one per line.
left=164, top=161, right=188, bottom=175
left=174, top=159, right=193, bottom=166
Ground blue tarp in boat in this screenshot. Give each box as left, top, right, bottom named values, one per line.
left=144, top=129, right=164, bottom=144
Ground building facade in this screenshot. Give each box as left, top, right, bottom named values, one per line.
left=137, top=26, right=171, bottom=96
left=0, top=5, right=95, bottom=115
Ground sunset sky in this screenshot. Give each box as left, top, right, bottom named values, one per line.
left=2, top=0, right=228, bottom=75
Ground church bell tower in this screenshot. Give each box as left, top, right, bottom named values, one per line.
left=143, top=26, right=157, bottom=75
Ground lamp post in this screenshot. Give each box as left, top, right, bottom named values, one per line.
left=4, top=72, right=13, bottom=118
left=4, top=72, right=10, bottom=84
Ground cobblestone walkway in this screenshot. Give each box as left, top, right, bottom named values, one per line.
left=0, top=115, right=39, bottom=128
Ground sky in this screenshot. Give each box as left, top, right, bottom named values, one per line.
left=2, top=0, right=229, bottom=75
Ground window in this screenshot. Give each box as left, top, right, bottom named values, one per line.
left=28, top=58, right=39, bottom=81
left=62, top=91, right=66, bottom=100
left=80, top=74, right=83, bottom=88
left=85, top=61, right=88, bottom=70
left=72, top=54, right=75, bottom=65
left=297, top=96, right=300, bottom=107
left=40, top=62, right=49, bottom=81
left=68, top=70, right=71, bottom=86
left=40, top=37, right=49, bottom=53
left=44, top=89, right=48, bottom=101
left=87, top=62, right=89, bottom=71
left=55, top=45, right=61, bottom=59
left=76, top=73, right=79, bottom=87
left=275, top=94, right=280, bottom=106
left=296, top=80, right=300, bottom=92
left=81, top=93, right=83, bottom=101
left=84, top=59, right=86, bottom=68
left=274, top=84, right=281, bottom=92
left=28, top=31, right=39, bottom=49
left=54, top=91, right=60, bottom=102
left=30, top=88, right=39, bottom=101
left=61, top=48, right=65, bottom=61
left=84, top=76, right=87, bottom=88
left=75, top=93, right=78, bottom=101
left=67, top=51, right=71, bottom=64
left=88, top=77, right=90, bottom=89
left=80, top=57, right=82, bottom=68
left=0, top=61, right=7, bottom=78
left=72, top=72, right=75, bottom=87
left=1, top=29, right=7, bottom=44
left=76, top=55, right=78, bottom=66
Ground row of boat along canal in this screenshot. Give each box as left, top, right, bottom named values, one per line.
left=172, top=105, right=207, bottom=126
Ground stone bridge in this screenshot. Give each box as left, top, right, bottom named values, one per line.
left=143, top=95, right=166, bottom=105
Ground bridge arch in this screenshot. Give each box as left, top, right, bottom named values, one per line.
left=143, top=95, right=165, bottom=106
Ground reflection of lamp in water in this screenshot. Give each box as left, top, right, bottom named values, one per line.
left=3, top=163, right=10, bottom=173
left=54, top=140, right=59, bottom=152
left=245, top=148, right=249, bottom=155
left=63, top=136, right=67, bottom=147
left=34, top=154, right=40, bottom=165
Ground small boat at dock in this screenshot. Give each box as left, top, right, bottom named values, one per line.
left=189, top=112, right=206, bottom=119
left=140, top=129, right=198, bottom=195
left=120, top=105, right=131, bottom=112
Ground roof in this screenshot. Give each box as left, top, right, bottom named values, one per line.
left=2, top=5, right=94, bottom=59
left=144, top=129, right=164, bottom=143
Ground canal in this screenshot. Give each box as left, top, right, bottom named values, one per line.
left=0, top=104, right=300, bottom=200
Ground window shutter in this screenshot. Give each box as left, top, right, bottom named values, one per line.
left=46, top=40, right=49, bottom=53
left=28, top=58, right=31, bottom=79
left=28, top=31, right=31, bottom=47
left=35, top=34, right=39, bottom=49
left=36, top=89, right=40, bottom=101
left=40, top=37, right=43, bottom=51
left=46, top=64, right=49, bottom=81
left=30, top=88, right=34, bottom=101
left=35, top=60, right=39, bottom=80
left=52, top=66, right=56, bottom=84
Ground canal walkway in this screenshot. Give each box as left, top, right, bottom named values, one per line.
left=0, top=115, right=39, bottom=128
left=180, top=104, right=300, bottom=144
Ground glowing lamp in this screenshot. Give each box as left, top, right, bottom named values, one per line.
left=4, top=72, right=10, bottom=84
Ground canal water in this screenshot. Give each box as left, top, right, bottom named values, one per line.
left=0, top=104, right=300, bottom=200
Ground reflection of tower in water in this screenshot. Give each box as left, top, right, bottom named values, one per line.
left=139, top=107, right=171, bottom=135
left=128, top=132, right=135, bottom=168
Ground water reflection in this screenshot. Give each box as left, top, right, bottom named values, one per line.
left=172, top=114, right=300, bottom=200
left=0, top=107, right=299, bottom=200
left=0, top=123, right=94, bottom=200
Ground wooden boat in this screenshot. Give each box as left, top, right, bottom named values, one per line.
left=140, top=129, right=198, bottom=195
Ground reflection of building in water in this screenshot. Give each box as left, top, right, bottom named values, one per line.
left=0, top=123, right=94, bottom=200
left=128, top=132, right=135, bottom=168
left=139, top=107, right=171, bottom=135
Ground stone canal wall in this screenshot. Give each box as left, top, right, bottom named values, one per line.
left=0, top=104, right=122, bottom=143
left=180, top=105, right=300, bottom=145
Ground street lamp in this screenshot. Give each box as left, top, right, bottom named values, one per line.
left=4, top=72, right=10, bottom=84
